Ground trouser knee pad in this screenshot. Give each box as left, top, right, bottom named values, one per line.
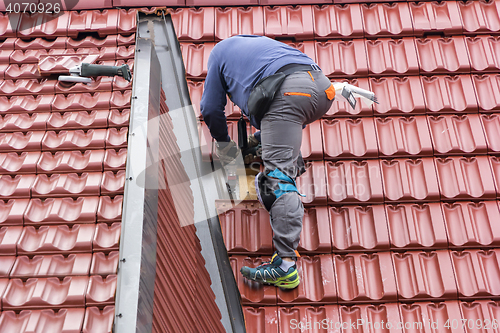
left=255, top=172, right=275, bottom=211
left=255, top=169, right=305, bottom=212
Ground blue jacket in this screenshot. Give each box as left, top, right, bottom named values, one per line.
left=200, top=35, right=315, bottom=142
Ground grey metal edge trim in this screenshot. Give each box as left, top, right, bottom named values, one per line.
left=113, top=33, right=161, bottom=333
left=158, top=13, right=246, bottom=333
left=135, top=11, right=246, bottom=333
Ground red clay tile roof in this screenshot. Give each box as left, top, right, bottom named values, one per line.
left=176, top=2, right=500, bottom=332
left=152, top=87, right=224, bottom=333
left=0, top=8, right=134, bottom=332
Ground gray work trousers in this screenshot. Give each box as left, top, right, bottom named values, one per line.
left=260, top=70, right=333, bottom=258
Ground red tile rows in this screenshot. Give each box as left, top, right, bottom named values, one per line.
left=265, top=156, right=496, bottom=202
left=0, top=93, right=131, bottom=112
left=179, top=38, right=500, bottom=80
left=234, top=253, right=399, bottom=305
left=421, top=75, right=478, bottom=114
left=181, top=43, right=214, bottom=79
left=329, top=205, right=389, bottom=252
left=0, top=129, right=127, bottom=152
left=325, top=160, right=384, bottom=204
left=1, top=9, right=136, bottom=38
left=37, top=54, right=100, bottom=74
left=409, top=2, right=463, bottom=36
left=245, top=301, right=500, bottom=333
left=219, top=201, right=500, bottom=257
left=371, top=76, right=426, bottom=116
left=375, top=116, right=432, bottom=157
left=335, top=252, right=397, bottom=300
left=491, top=156, right=500, bottom=198
left=278, top=305, right=340, bottom=333
left=175, top=1, right=500, bottom=330
left=0, top=10, right=133, bottom=329
left=435, top=156, right=496, bottom=201
left=0, top=275, right=117, bottom=309
left=0, top=79, right=56, bottom=96
left=380, top=158, right=440, bottom=202
left=0, top=78, right=130, bottom=95
left=431, top=114, right=487, bottom=155
left=296, top=161, right=328, bottom=205
left=0, top=223, right=121, bottom=255
left=185, top=0, right=256, bottom=6
left=24, top=197, right=100, bottom=225
left=321, top=117, right=378, bottom=159
left=263, top=6, right=315, bottom=40
left=0, top=230, right=119, bottom=260
left=313, top=4, right=364, bottom=39
left=215, top=7, right=264, bottom=41
left=467, top=36, right=500, bottom=73
left=473, top=74, right=500, bottom=112
left=16, top=223, right=120, bottom=255
left=171, top=7, right=216, bottom=42
left=386, top=203, right=448, bottom=250
left=459, top=0, right=500, bottom=35
left=393, top=250, right=457, bottom=301
left=278, top=255, right=336, bottom=305
left=234, top=251, right=500, bottom=307
left=242, top=306, right=279, bottom=333
left=442, top=201, right=500, bottom=249
left=298, top=207, right=332, bottom=253
left=416, top=36, right=470, bottom=74
left=203, top=127, right=500, bottom=199
left=158, top=3, right=500, bottom=40
left=361, top=3, right=414, bottom=37
left=0, top=191, right=124, bottom=222
left=300, top=120, right=323, bottom=160
left=0, top=306, right=115, bottom=333
left=0, top=110, right=128, bottom=131
left=216, top=201, right=274, bottom=254
left=315, top=40, right=369, bottom=77
left=245, top=303, right=458, bottom=333
left=0, top=252, right=118, bottom=278
left=451, top=249, right=500, bottom=300
left=154, top=89, right=224, bottom=331
left=366, top=38, right=419, bottom=76
left=0, top=149, right=126, bottom=174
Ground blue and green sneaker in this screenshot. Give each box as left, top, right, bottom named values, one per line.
left=240, top=252, right=300, bottom=289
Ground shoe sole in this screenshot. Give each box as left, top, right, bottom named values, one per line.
left=243, top=270, right=300, bottom=289
left=275, top=276, right=300, bottom=289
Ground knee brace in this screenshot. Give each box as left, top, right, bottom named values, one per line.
left=255, top=169, right=305, bottom=212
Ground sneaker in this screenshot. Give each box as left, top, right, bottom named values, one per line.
left=240, top=252, right=300, bottom=289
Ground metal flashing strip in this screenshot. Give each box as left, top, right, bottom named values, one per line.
left=114, top=36, right=161, bottom=332
left=136, top=11, right=245, bottom=333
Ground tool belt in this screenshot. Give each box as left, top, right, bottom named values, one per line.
left=247, top=63, right=321, bottom=125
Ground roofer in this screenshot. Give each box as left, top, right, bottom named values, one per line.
left=201, top=35, right=340, bottom=289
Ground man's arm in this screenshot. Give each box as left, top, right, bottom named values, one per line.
left=200, top=53, right=230, bottom=142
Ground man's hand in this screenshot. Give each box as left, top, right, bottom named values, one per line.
left=216, top=140, right=240, bottom=165
left=248, top=134, right=260, bottom=148
left=242, top=134, right=262, bottom=164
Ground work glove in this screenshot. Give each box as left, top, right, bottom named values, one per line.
left=243, top=134, right=262, bottom=164
left=216, top=140, right=240, bottom=165
left=248, top=134, right=260, bottom=148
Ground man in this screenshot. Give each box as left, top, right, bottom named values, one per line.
left=200, top=35, right=336, bottom=289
